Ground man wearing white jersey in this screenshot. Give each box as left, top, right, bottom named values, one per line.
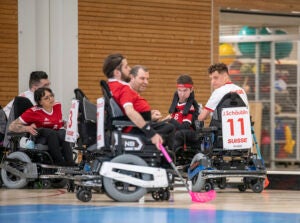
left=198, top=62, right=249, bottom=121
left=3, top=71, right=50, bottom=118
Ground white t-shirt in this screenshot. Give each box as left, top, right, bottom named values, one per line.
left=3, top=90, right=35, bottom=118
left=204, top=82, right=249, bottom=112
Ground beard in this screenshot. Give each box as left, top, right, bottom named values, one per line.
left=121, top=72, right=131, bottom=83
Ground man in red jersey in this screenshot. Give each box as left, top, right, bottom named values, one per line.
left=102, top=53, right=174, bottom=150
left=167, top=74, right=200, bottom=150
left=129, top=65, right=162, bottom=122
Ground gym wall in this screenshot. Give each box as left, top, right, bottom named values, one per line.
left=78, top=0, right=212, bottom=115
left=0, top=0, right=18, bottom=107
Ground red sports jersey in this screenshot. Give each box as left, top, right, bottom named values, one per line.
left=108, top=79, right=151, bottom=113
left=20, top=102, right=64, bottom=130
left=171, top=102, right=194, bottom=124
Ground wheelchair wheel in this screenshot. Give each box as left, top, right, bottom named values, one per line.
left=1, top=152, right=31, bottom=189
left=103, top=154, right=150, bottom=202
left=152, top=188, right=170, bottom=201
left=41, top=179, right=52, bottom=189
left=251, top=181, right=263, bottom=193
left=218, top=177, right=227, bottom=189
left=204, top=182, right=213, bottom=192
left=76, top=188, right=92, bottom=202
left=238, top=184, right=247, bottom=192
left=191, top=172, right=205, bottom=192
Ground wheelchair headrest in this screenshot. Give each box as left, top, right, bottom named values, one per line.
left=218, top=92, right=246, bottom=107
left=13, top=96, right=34, bottom=118
left=83, top=97, right=97, bottom=122
left=212, top=92, right=246, bottom=122
left=100, top=80, right=112, bottom=98
left=100, top=80, right=127, bottom=118
left=74, top=88, right=87, bottom=102
left=168, top=91, right=200, bottom=116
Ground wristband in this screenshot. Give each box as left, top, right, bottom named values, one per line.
left=141, top=123, right=156, bottom=138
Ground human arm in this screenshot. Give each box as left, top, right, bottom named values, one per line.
left=124, top=104, right=163, bottom=149
left=9, top=118, right=38, bottom=135
left=198, top=109, right=211, bottom=121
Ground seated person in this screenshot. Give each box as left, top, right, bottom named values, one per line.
left=8, top=87, right=74, bottom=166
left=129, top=65, right=162, bottom=122
left=3, top=71, right=50, bottom=118
left=198, top=62, right=249, bottom=122
left=102, top=53, right=174, bottom=150
left=0, top=71, right=50, bottom=141
left=167, top=74, right=200, bottom=150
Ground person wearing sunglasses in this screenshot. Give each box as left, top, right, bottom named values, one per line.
left=9, top=87, right=74, bottom=166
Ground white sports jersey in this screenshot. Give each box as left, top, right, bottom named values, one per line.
left=204, top=82, right=249, bottom=112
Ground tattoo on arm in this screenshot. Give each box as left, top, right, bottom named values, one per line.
left=9, top=119, right=28, bottom=133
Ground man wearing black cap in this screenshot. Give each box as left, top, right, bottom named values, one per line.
left=102, top=53, right=174, bottom=151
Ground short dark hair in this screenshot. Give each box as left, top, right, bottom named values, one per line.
left=130, top=65, right=148, bottom=78
left=34, top=87, right=53, bottom=106
left=208, top=63, right=228, bottom=74
left=102, top=53, right=125, bottom=78
left=29, top=71, right=48, bottom=88
left=176, top=74, right=193, bottom=85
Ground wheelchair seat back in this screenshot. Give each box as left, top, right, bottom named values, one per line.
left=100, top=80, right=134, bottom=129
left=73, top=88, right=97, bottom=147
left=209, top=92, right=251, bottom=153
left=3, top=97, right=34, bottom=149
left=99, top=80, right=160, bottom=166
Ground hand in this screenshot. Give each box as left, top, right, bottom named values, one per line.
left=26, top=123, right=38, bottom=136
left=162, top=114, right=171, bottom=121
left=151, top=133, right=163, bottom=150
left=151, top=110, right=162, bottom=121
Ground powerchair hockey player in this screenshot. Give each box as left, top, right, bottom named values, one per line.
left=62, top=81, right=175, bottom=202
left=0, top=96, right=74, bottom=189
left=188, top=92, right=267, bottom=193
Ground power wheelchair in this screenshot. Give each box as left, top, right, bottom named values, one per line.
left=187, top=92, right=267, bottom=193
left=58, top=80, right=175, bottom=202
left=0, top=96, right=74, bottom=189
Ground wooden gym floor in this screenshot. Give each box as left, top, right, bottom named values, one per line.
left=1, top=187, right=300, bottom=223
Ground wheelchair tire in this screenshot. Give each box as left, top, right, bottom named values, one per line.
left=251, top=181, right=263, bottom=193
left=152, top=188, right=170, bottom=201
left=77, top=188, right=92, bottom=202
left=191, top=172, right=205, bottom=192
left=103, top=154, right=150, bottom=202
left=1, top=152, right=31, bottom=189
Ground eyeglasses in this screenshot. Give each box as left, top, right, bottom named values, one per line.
left=42, top=94, right=54, bottom=101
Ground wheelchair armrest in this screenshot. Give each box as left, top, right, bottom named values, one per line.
left=194, top=120, right=218, bottom=133
left=7, top=131, right=29, bottom=138
left=194, top=120, right=204, bottom=131
left=112, top=120, right=135, bottom=127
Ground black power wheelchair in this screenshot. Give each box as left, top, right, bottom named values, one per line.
left=0, top=96, right=74, bottom=189
left=64, top=80, right=174, bottom=202
left=187, top=92, right=267, bottom=193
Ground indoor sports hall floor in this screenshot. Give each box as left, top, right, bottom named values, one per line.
left=1, top=188, right=300, bottom=223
